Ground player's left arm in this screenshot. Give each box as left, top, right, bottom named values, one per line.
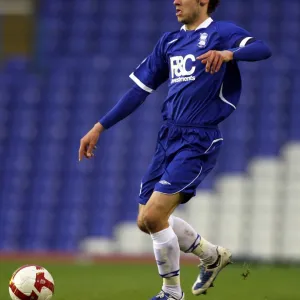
left=197, top=22, right=272, bottom=74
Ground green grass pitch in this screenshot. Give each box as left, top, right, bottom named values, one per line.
left=1, top=259, right=299, bottom=300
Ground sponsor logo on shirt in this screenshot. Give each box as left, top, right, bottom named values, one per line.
left=170, top=54, right=196, bottom=84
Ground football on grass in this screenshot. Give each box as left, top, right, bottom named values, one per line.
left=9, top=265, right=54, bottom=300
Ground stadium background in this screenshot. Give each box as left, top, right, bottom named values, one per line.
left=0, top=0, right=299, bottom=299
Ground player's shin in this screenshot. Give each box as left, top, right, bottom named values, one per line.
left=169, top=215, right=218, bottom=265
left=151, top=226, right=182, bottom=299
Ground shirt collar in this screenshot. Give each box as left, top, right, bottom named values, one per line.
left=180, top=17, right=213, bottom=31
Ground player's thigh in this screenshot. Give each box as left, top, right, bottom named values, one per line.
left=141, top=191, right=184, bottom=232
left=154, top=147, right=221, bottom=202
left=138, top=197, right=180, bottom=234
left=138, top=192, right=181, bottom=225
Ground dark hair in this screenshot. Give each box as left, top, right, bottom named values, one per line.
left=207, top=0, right=220, bottom=14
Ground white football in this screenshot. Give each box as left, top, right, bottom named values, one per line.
left=9, top=265, right=55, bottom=300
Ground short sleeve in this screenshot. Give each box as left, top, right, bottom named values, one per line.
left=218, top=22, right=254, bottom=49
left=129, top=33, right=169, bottom=93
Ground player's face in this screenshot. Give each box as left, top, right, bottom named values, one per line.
left=173, top=0, right=204, bottom=24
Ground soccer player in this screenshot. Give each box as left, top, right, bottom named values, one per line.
left=78, top=0, right=272, bottom=299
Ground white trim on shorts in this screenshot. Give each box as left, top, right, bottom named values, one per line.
left=204, top=138, right=224, bottom=153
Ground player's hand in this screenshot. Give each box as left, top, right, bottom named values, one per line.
left=197, top=50, right=234, bottom=74
left=78, top=122, right=104, bottom=161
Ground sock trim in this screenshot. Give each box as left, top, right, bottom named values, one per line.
left=185, top=234, right=201, bottom=253
left=160, top=269, right=180, bottom=278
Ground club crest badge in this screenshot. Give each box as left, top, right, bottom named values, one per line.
left=198, top=33, right=208, bottom=48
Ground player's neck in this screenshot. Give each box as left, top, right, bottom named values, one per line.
left=184, top=14, right=210, bottom=31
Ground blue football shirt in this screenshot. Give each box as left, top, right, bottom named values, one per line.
left=129, top=18, right=253, bottom=126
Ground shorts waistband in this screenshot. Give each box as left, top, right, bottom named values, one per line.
left=164, top=120, right=218, bottom=129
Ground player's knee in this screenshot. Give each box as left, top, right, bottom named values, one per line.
left=137, top=216, right=149, bottom=234
left=143, top=210, right=165, bottom=233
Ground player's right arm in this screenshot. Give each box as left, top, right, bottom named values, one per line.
left=197, top=22, right=272, bottom=74
left=78, top=34, right=169, bottom=161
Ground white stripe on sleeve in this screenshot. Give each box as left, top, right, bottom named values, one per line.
left=239, top=37, right=253, bottom=47
left=129, top=73, right=153, bottom=93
